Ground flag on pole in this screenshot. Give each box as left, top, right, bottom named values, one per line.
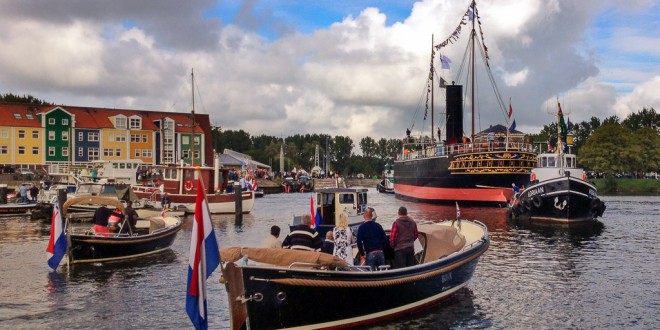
left=309, top=193, right=317, bottom=228
left=468, top=8, right=475, bottom=21
left=455, top=202, right=461, bottom=219
left=507, top=102, right=516, bottom=131
left=46, top=203, right=66, bottom=270
left=441, top=55, right=451, bottom=69
left=439, top=77, right=448, bottom=88
left=186, top=175, right=221, bottom=330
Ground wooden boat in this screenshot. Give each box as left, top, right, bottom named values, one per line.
left=509, top=101, right=606, bottom=224
left=219, top=219, right=489, bottom=329
left=0, top=202, right=35, bottom=215
left=394, top=1, right=536, bottom=206
left=62, top=196, right=181, bottom=264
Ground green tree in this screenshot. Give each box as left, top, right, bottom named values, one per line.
left=359, top=136, right=377, bottom=157
left=622, top=107, right=659, bottom=131
left=578, top=123, right=638, bottom=174
left=0, top=93, right=52, bottom=105
left=632, top=127, right=660, bottom=172
left=332, top=136, right=354, bottom=175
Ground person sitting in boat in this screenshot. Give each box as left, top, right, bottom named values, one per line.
left=357, top=207, right=388, bottom=270
left=261, top=225, right=282, bottom=249
left=282, top=214, right=322, bottom=252
left=92, top=206, right=123, bottom=236
left=321, top=231, right=335, bottom=254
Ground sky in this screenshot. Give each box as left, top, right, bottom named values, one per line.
left=1, top=0, right=658, bottom=148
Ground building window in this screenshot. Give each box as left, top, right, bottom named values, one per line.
left=62, top=118, right=69, bottom=125
left=48, top=147, right=55, bottom=156
left=103, top=148, right=115, bottom=157
left=62, top=131, right=69, bottom=140
left=48, top=131, right=55, bottom=140
left=131, top=134, right=140, bottom=143
left=116, top=149, right=121, bottom=157
left=78, top=147, right=83, bottom=157
left=194, top=136, right=200, bottom=145
left=142, top=135, right=147, bottom=143
left=115, top=117, right=127, bottom=128
left=0, top=146, right=7, bottom=154
left=62, top=147, right=69, bottom=156
left=194, top=150, right=200, bottom=159
left=78, top=132, right=84, bottom=141
left=129, top=117, right=141, bottom=129
left=26, top=114, right=34, bottom=120
left=182, top=136, right=190, bottom=145
left=14, top=114, right=22, bottom=119
left=89, top=132, right=99, bottom=141
left=18, top=130, right=25, bottom=139
left=115, top=134, right=126, bottom=142
left=89, top=148, right=99, bottom=161
left=32, top=131, right=39, bottom=139
left=142, top=149, right=152, bottom=158
left=18, top=146, right=26, bottom=154
left=49, top=118, right=55, bottom=125
left=182, top=150, right=190, bottom=159
left=1, top=130, right=7, bottom=138
left=135, top=149, right=141, bottom=157
left=32, top=147, right=39, bottom=155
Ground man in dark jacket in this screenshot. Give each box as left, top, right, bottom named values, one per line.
left=282, top=214, right=322, bottom=251
left=357, top=207, right=387, bottom=270
left=390, top=206, right=419, bottom=269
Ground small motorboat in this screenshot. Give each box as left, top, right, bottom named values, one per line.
left=62, top=196, right=182, bottom=264
left=292, top=187, right=368, bottom=239
left=219, top=219, right=489, bottom=329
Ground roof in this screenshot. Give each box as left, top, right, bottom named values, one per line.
left=222, top=149, right=271, bottom=170
left=478, top=124, right=524, bottom=135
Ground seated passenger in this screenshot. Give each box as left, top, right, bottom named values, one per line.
left=282, top=214, right=322, bottom=251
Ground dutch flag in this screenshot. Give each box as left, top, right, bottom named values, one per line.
left=186, top=175, right=221, bottom=330
left=46, top=203, right=67, bottom=270
left=456, top=202, right=461, bottom=219
left=508, top=103, right=516, bottom=132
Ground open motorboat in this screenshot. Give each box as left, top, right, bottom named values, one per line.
left=292, top=188, right=368, bottom=239
left=219, top=219, right=489, bottom=329
left=62, top=196, right=181, bottom=264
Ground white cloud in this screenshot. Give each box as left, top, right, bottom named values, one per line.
left=613, top=76, right=660, bottom=117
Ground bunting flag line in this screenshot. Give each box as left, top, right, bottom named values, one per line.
left=46, top=203, right=67, bottom=270
left=186, top=175, right=221, bottom=330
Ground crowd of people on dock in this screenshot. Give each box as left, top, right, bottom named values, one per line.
left=262, top=206, right=419, bottom=271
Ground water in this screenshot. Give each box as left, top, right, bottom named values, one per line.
left=0, top=192, right=658, bottom=329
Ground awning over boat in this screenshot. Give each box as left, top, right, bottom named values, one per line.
left=418, top=224, right=466, bottom=261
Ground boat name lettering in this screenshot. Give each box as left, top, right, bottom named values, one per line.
left=441, top=272, right=452, bottom=283
left=526, top=186, right=544, bottom=197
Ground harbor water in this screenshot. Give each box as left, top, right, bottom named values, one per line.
left=0, top=191, right=658, bottom=329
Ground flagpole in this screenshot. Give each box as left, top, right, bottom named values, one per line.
left=505, top=97, right=511, bottom=151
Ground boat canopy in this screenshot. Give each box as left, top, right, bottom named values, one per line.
left=417, top=224, right=466, bottom=262
left=220, top=247, right=351, bottom=268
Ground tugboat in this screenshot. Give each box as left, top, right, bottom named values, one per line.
left=377, top=159, right=394, bottom=194
left=509, top=101, right=606, bottom=224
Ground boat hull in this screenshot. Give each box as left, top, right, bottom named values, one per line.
left=0, top=203, right=34, bottom=215
left=67, top=225, right=181, bottom=263
left=233, top=241, right=487, bottom=329
left=394, top=152, right=533, bottom=206
left=133, top=190, right=255, bottom=214
left=510, top=176, right=605, bottom=224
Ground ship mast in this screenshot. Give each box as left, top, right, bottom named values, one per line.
left=190, top=68, right=196, bottom=167
left=431, top=34, right=435, bottom=144
left=470, top=0, right=476, bottom=142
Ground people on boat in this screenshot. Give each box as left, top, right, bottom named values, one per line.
left=29, top=184, right=39, bottom=202
left=333, top=212, right=356, bottom=264
left=282, top=214, right=322, bottom=251
left=161, top=193, right=171, bottom=210
left=18, top=184, right=29, bottom=203
left=92, top=206, right=124, bottom=236
left=390, top=206, right=419, bottom=269
left=321, top=231, right=335, bottom=254
left=512, top=183, right=520, bottom=199
left=261, top=225, right=282, bottom=249
left=357, top=207, right=388, bottom=270
left=124, top=200, right=139, bottom=234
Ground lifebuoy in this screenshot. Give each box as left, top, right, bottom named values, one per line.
left=532, top=196, right=543, bottom=208
left=184, top=180, right=193, bottom=191
left=530, top=172, right=537, bottom=182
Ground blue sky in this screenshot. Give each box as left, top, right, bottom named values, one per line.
left=0, top=0, right=658, bottom=146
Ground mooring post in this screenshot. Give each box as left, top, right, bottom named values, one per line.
left=234, top=182, right=243, bottom=223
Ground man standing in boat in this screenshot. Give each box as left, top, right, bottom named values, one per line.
left=390, top=206, right=419, bottom=269
left=357, top=207, right=387, bottom=270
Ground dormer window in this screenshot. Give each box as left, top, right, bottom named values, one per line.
left=26, top=114, right=34, bottom=120
left=129, top=116, right=141, bottom=129
left=14, top=114, right=22, bottom=120
left=115, top=116, right=127, bottom=128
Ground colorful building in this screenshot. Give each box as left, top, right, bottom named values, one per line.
left=0, top=103, right=212, bottom=171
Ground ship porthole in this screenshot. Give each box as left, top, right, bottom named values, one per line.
left=276, top=292, right=286, bottom=302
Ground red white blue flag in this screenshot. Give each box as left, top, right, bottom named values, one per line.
left=309, top=193, right=322, bottom=228
left=46, top=203, right=67, bottom=270
left=508, top=103, right=516, bottom=131
left=455, top=202, right=461, bottom=219
left=186, top=176, right=221, bottom=330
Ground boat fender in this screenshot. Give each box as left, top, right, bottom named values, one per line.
left=184, top=180, right=194, bottom=191
left=522, top=198, right=532, bottom=211
left=532, top=196, right=543, bottom=208
left=590, top=198, right=600, bottom=211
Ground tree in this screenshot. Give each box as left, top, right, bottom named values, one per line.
left=332, top=136, right=354, bottom=175
left=578, top=123, right=638, bottom=174
left=632, top=127, right=660, bottom=172
left=359, top=137, right=377, bottom=157
left=0, top=93, right=52, bottom=105
left=622, top=107, right=659, bottom=131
